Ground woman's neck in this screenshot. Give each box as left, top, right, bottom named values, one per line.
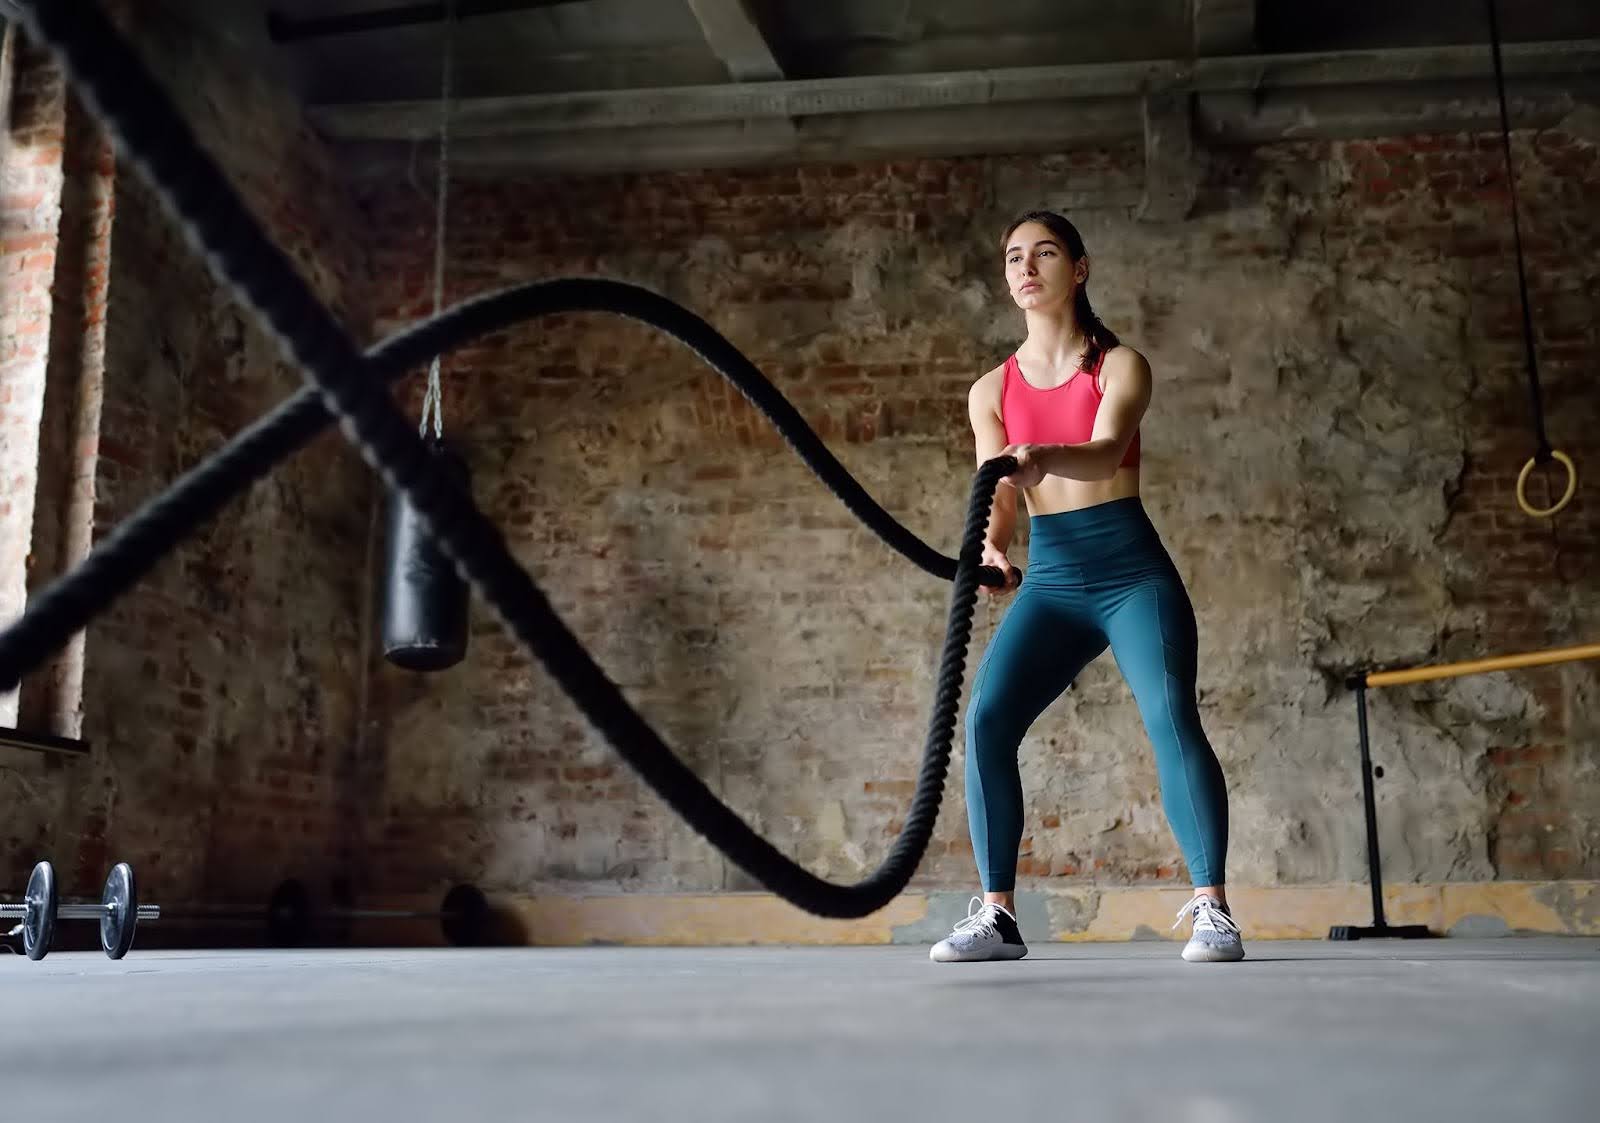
left=1019, top=305, right=1088, bottom=372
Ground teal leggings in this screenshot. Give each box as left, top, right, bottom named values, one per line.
left=964, top=497, right=1227, bottom=891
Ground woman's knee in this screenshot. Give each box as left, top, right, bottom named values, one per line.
left=1132, top=677, right=1212, bottom=758
left=964, top=691, right=1019, bottom=766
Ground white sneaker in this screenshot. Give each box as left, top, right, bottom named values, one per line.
left=929, top=897, right=1028, bottom=963
left=1172, top=893, right=1245, bottom=962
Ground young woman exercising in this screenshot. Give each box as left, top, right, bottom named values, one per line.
left=930, top=210, right=1243, bottom=965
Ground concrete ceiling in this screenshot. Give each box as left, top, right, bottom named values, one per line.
left=235, top=1, right=1600, bottom=198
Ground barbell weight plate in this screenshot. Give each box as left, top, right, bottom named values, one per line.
left=440, top=884, right=489, bottom=947
left=23, top=860, right=58, bottom=961
left=100, top=862, right=139, bottom=960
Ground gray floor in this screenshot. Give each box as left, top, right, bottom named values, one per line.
left=4, top=939, right=1597, bottom=1122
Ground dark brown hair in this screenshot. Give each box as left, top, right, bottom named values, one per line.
left=1002, top=209, right=1120, bottom=371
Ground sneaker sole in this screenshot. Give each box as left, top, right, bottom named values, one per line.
left=929, top=944, right=1029, bottom=963
left=1181, top=943, right=1245, bottom=963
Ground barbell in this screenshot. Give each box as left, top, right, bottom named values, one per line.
left=0, top=861, right=157, bottom=960
left=4, top=863, right=491, bottom=959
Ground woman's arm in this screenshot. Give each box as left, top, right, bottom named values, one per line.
left=969, top=374, right=1018, bottom=550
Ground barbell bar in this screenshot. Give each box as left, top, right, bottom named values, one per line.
left=0, top=903, right=161, bottom=920
left=121, top=879, right=490, bottom=947
left=254, top=879, right=491, bottom=947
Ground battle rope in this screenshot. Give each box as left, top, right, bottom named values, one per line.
left=3, top=0, right=1019, bottom=919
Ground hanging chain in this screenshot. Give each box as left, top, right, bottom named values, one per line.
left=419, top=0, right=456, bottom=441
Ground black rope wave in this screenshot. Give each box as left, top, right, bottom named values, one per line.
left=3, top=0, right=1019, bottom=918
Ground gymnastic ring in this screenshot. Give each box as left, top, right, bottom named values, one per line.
left=1515, top=449, right=1577, bottom=518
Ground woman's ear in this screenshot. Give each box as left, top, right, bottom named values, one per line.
left=1076, top=255, right=1091, bottom=285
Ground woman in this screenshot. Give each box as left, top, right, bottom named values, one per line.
left=930, top=211, right=1243, bottom=964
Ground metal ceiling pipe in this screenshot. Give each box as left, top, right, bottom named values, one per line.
left=311, top=39, right=1600, bottom=139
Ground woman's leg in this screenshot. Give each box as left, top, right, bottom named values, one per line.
left=964, top=586, right=1106, bottom=900
left=1100, top=569, right=1229, bottom=892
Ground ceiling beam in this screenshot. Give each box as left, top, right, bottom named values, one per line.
left=1192, top=0, right=1256, bottom=57
left=265, top=0, right=587, bottom=43
left=685, top=0, right=784, bottom=82
left=337, top=104, right=1149, bottom=181
left=1148, top=1, right=1256, bottom=223
left=317, top=39, right=1600, bottom=179
left=1137, top=92, right=1197, bottom=222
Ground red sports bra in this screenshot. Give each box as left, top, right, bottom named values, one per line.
left=999, top=350, right=1140, bottom=469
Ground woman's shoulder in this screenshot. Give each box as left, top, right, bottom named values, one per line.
left=1095, top=344, right=1153, bottom=399
left=967, top=358, right=1010, bottom=418
left=1100, top=342, right=1147, bottom=368
left=1097, top=343, right=1151, bottom=381
left=969, top=357, right=1010, bottom=396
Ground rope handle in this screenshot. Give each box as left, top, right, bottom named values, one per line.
left=1516, top=449, right=1578, bottom=519
left=977, top=564, right=1023, bottom=589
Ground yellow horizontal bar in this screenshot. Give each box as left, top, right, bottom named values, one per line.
left=1364, top=642, right=1600, bottom=688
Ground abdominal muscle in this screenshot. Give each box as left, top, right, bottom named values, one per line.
left=1019, top=465, right=1140, bottom=516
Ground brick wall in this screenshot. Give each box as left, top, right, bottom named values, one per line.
left=0, top=6, right=377, bottom=901
left=4, top=1, right=1595, bottom=911
left=357, top=127, right=1597, bottom=896
left=1322, top=133, right=1599, bottom=883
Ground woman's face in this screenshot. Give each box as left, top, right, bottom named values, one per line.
left=1003, top=220, right=1086, bottom=312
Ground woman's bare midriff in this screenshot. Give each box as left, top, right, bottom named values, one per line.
left=1018, top=466, right=1140, bottom=517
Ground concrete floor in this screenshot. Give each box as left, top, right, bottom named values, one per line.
left=3, top=939, right=1597, bottom=1122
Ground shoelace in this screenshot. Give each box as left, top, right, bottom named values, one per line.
left=1171, top=893, right=1241, bottom=936
left=951, top=896, right=1015, bottom=940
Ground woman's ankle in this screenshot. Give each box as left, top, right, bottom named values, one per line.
left=984, top=891, right=1016, bottom=913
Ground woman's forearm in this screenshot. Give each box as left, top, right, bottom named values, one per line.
left=984, top=489, right=1017, bottom=550
left=1036, top=439, right=1121, bottom=482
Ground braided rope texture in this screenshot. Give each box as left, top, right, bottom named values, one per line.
left=4, top=0, right=1017, bottom=918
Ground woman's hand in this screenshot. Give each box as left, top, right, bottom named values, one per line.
left=980, top=543, right=1018, bottom=599
left=999, top=443, right=1047, bottom=490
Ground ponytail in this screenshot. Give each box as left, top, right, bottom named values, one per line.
left=1073, top=285, right=1120, bottom=372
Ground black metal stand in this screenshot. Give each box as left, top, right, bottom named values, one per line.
left=1328, top=680, right=1433, bottom=941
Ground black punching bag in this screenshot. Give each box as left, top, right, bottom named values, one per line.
left=382, top=438, right=470, bottom=671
